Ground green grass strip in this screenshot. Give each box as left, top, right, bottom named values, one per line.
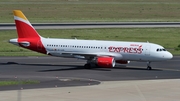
left=1, top=28, right=180, bottom=56
left=0, top=80, right=40, bottom=86
left=1, top=0, right=180, bottom=22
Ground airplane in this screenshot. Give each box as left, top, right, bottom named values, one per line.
left=9, top=10, right=173, bottom=70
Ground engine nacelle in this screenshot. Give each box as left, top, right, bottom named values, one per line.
left=115, top=60, right=130, bottom=64
left=97, top=57, right=115, bottom=68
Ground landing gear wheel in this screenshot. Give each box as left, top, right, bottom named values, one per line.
left=84, top=64, right=91, bottom=69
left=147, top=66, right=152, bottom=70
left=147, top=61, right=152, bottom=70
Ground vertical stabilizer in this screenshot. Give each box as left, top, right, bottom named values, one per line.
left=13, top=10, right=41, bottom=38
left=11, top=10, right=46, bottom=54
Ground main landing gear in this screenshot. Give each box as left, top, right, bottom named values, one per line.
left=84, top=63, right=91, bottom=69
left=147, top=61, right=152, bottom=70
left=84, top=59, right=97, bottom=69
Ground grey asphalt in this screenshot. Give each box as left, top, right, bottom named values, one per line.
left=0, top=56, right=179, bottom=91
left=1, top=22, right=180, bottom=30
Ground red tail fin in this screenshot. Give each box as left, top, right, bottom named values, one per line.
left=13, top=10, right=40, bottom=38
left=12, top=10, right=46, bottom=54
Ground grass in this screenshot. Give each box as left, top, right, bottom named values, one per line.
left=0, top=0, right=180, bottom=22
left=0, top=80, right=40, bottom=86
left=0, top=0, right=180, bottom=55
left=1, top=28, right=180, bottom=56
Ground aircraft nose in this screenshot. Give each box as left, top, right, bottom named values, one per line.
left=164, top=52, right=173, bottom=60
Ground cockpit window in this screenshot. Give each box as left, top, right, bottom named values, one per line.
left=156, top=48, right=167, bottom=52
left=163, top=49, right=166, bottom=51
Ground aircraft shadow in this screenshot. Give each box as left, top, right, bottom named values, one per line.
left=0, top=62, right=111, bottom=72
left=38, top=67, right=111, bottom=72
left=0, top=62, right=81, bottom=67
left=0, top=62, right=19, bottom=65
left=0, top=62, right=162, bottom=71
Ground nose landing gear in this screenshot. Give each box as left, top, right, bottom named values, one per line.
left=147, top=61, right=152, bottom=70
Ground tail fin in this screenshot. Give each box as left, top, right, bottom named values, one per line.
left=13, top=10, right=41, bottom=38
left=11, top=10, right=47, bottom=54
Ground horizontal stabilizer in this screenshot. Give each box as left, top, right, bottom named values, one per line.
left=9, top=38, right=30, bottom=47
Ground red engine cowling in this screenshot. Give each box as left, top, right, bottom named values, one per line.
left=115, top=60, right=130, bottom=64
left=97, top=57, right=115, bottom=68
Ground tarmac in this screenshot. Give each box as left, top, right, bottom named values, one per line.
left=1, top=79, right=180, bottom=101
left=0, top=56, right=180, bottom=101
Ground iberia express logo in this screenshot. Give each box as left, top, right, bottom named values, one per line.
left=108, top=44, right=142, bottom=54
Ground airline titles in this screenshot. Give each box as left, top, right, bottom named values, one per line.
left=108, top=44, right=142, bottom=54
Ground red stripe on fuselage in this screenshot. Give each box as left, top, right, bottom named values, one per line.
left=15, top=20, right=47, bottom=54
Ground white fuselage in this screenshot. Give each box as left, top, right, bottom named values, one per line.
left=39, top=37, right=173, bottom=62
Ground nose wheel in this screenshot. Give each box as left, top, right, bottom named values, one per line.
left=147, top=66, right=152, bottom=70
left=147, top=62, right=152, bottom=70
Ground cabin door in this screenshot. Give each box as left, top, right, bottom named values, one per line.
left=145, top=45, right=150, bottom=55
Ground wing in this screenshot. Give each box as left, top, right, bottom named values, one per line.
left=59, top=51, right=123, bottom=60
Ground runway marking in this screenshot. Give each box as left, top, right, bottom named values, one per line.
left=57, top=77, right=101, bottom=82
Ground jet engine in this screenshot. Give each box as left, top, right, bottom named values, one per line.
left=96, top=57, right=115, bottom=68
